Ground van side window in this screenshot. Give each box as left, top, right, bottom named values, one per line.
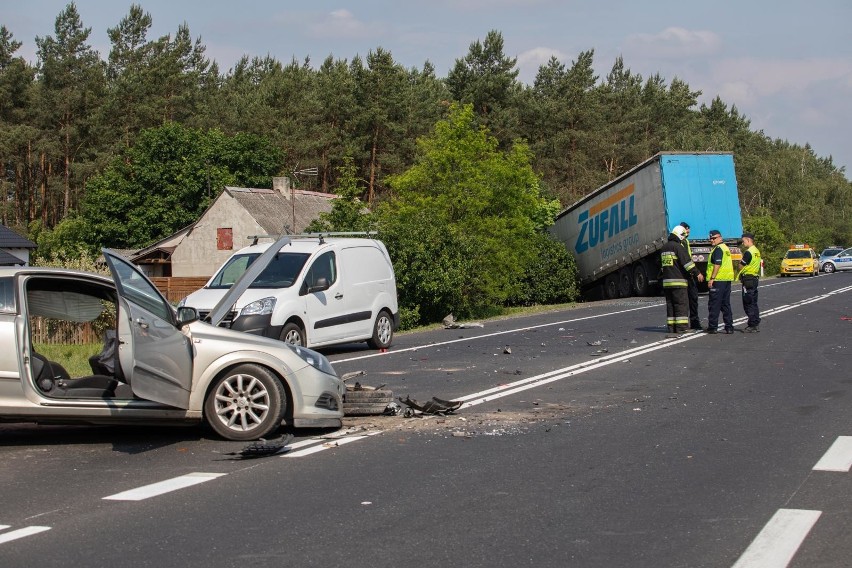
left=306, top=251, right=337, bottom=289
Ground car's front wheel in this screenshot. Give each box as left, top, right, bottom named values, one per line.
left=824, top=263, right=836, bottom=274
left=366, top=310, right=394, bottom=349
left=204, top=364, right=287, bottom=441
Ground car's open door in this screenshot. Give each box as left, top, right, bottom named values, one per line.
left=103, top=250, right=193, bottom=408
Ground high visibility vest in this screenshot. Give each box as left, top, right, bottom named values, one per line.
left=706, top=243, right=734, bottom=281
left=739, top=245, right=761, bottom=277
left=682, top=238, right=692, bottom=257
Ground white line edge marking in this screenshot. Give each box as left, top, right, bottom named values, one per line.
left=0, top=526, right=51, bottom=544
left=334, top=279, right=852, bottom=365
left=731, top=509, right=821, bottom=568
left=0, top=525, right=9, bottom=531
left=813, top=436, right=852, bottom=472
left=103, top=472, right=227, bottom=501
left=334, top=303, right=663, bottom=363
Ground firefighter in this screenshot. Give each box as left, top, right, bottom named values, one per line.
left=661, top=226, right=704, bottom=335
left=705, top=229, right=735, bottom=334
left=679, top=221, right=702, bottom=330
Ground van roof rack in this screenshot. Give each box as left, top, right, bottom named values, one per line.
left=247, top=231, right=378, bottom=246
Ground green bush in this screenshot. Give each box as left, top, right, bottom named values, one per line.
left=508, top=233, right=580, bottom=306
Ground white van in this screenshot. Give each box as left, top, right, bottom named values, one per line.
left=180, top=234, right=399, bottom=349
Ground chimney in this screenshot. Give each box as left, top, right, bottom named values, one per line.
left=273, top=176, right=291, bottom=197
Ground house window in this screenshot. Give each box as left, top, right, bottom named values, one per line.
left=217, top=228, right=233, bottom=250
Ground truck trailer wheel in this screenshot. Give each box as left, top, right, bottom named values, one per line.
left=603, top=274, right=620, bottom=300
left=632, top=263, right=650, bottom=296
left=617, top=268, right=632, bottom=298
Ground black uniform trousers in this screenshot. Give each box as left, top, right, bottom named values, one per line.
left=741, top=276, right=761, bottom=328
left=686, top=276, right=700, bottom=328
left=707, top=280, right=733, bottom=331
left=664, top=287, right=689, bottom=333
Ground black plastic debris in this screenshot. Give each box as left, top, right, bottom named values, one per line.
left=227, top=433, right=294, bottom=459
left=398, top=395, right=463, bottom=415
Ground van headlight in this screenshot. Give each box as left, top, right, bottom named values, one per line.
left=288, top=344, right=336, bottom=376
left=240, top=297, right=276, bottom=316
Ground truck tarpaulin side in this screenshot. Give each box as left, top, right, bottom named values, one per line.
left=550, top=152, right=743, bottom=299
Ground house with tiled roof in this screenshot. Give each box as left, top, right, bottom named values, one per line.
left=0, top=225, right=37, bottom=266
left=130, top=177, right=337, bottom=277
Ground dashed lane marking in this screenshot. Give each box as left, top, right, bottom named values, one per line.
left=103, top=472, right=226, bottom=501
left=813, top=436, right=852, bottom=472
left=0, top=525, right=51, bottom=545
left=731, top=509, right=821, bottom=568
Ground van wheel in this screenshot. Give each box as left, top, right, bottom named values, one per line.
left=280, top=322, right=306, bottom=346
left=204, top=364, right=287, bottom=441
left=367, top=310, right=393, bottom=349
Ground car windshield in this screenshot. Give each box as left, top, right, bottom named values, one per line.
left=821, top=248, right=842, bottom=257
left=208, top=251, right=311, bottom=289
left=785, top=250, right=812, bottom=259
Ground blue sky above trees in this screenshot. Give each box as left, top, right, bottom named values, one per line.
left=6, top=0, right=851, bottom=176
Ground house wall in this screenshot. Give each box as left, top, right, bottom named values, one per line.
left=170, top=193, right=264, bottom=277
left=7, top=249, right=30, bottom=265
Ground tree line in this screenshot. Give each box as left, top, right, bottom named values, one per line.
left=1, top=4, right=850, bottom=321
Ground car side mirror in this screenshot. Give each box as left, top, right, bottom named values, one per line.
left=308, top=277, right=330, bottom=294
left=176, top=306, right=199, bottom=327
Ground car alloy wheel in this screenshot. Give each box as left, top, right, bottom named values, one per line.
left=204, top=364, right=286, bottom=441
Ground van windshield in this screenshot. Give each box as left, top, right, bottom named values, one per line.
left=208, top=252, right=311, bottom=289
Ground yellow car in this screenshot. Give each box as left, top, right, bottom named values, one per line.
left=780, top=244, right=819, bottom=277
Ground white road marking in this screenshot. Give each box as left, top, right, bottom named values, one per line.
left=0, top=525, right=8, bottom=530
left=334, top=303, right=663, bottom=363
left=103, top=472, right=226, bottom=501
left=0, top=526, right=51, bottom=544
left=731, top=509, right=821, bottom=568
left=284, top=431, right=383, bottom=458
left=813, top=436, right=852, bottom=472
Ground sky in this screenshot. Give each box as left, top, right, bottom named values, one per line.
left=4, top=0, right=852, bottom=178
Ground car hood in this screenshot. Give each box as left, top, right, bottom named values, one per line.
left=206, top=234, right=292, bottom=326
left=184, top=286, right=293, bottom=313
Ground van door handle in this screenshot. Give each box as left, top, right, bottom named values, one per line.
left=135, top=318, right=149, bottom=329
left=334, top=293, right=344, bottom=300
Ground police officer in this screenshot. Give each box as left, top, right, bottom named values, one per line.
left=660, top=226, right=704, bottom=335
left=738, top=232, right=761, bottom=332
left=679, top=221, right=702, bottom=330
left=705, top=229, right=735, bottom=334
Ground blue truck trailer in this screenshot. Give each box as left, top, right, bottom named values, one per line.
left=549, top=152, right=744, bottom=299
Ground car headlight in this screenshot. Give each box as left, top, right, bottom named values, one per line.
left=240, top=297, right=276, bottom=316
left=288, top=344, right=337, bottom=376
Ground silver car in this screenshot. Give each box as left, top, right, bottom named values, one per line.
left=0, top=248, right=344, bottom=440
left=819, top=246, right=850, bottom=273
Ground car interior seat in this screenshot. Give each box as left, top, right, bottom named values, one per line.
left=32, top=350, right=118, bottom=398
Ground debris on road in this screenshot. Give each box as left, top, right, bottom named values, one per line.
left=442, top=313, right=484, bottom=329
left=398, top=395, right=463, bottom=416
left=343, top=375, right=395, bottom=416
left=227, top=433, right=294, bottom=459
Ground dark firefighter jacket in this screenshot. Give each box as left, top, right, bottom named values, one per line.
left=660, top=233, right=700, bottom=288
